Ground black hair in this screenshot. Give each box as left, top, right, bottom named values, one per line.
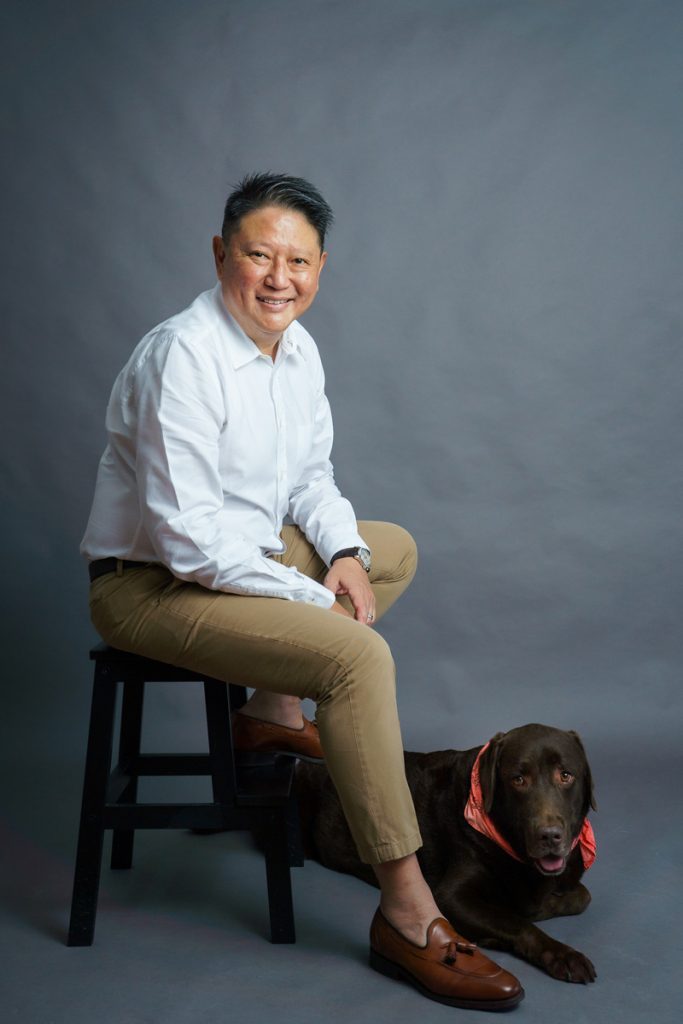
left=221, top=172, right=333, bottom=250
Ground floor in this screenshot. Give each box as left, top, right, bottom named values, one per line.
left=1, top=739, right=680, bottom=1024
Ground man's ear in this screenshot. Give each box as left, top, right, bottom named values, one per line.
left=568, top=730, right=597, bottom=812
left=479, top=732, right=506, bottom=813
left=212, top=235, right=226, bottom=277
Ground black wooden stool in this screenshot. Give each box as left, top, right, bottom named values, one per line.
left=68, top=642, right=303, bottom=946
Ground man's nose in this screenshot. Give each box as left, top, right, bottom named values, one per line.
left=265, top=257, right=289, bottom=289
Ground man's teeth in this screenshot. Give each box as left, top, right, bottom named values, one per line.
left=259, top=298, right=289, bottom=304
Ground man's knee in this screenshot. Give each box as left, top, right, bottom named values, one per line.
left=316, top=627, right=396, bottom=708
left=346, top=629, right=396, bottom=710
left=388, top=523, right=418, bottom=584
left=358, top=627, right=395, bottom=680
left=364, top=521, right=418, bottom=588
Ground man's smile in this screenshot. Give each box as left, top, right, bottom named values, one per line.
left=214, top=205, right=327, bottom=353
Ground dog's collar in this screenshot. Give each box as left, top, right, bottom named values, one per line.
left=464, top=741, right=596, bottom=869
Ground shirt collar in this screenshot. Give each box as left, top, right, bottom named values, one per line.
left=212, top=284, right=300, bottom=369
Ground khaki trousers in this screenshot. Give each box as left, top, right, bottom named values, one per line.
left=89, top=521, right=422, bottom=865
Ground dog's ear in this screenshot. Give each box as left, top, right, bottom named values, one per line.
left=479, top=732, right=506, bottom=813
left=568, top=730, right=597, bottom=812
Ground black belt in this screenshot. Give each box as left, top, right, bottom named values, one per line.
left=88, top=558, right=154, bottom=583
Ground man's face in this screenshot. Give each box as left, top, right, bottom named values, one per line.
left=213, top=205, right=327, bottom=354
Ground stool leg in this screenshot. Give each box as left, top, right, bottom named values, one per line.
left=111, top=678, right=144, bottom=870
left=204, top=679, right=235, bottom=806
left=205, top=678, right=295, bottom=940
left=264, top=809, right=296, bottom=943
left=286, top=793, right=305, bottom=868
left=68, top=666, right=118, bottom=946
left=229, top=682, right=247, bottom=711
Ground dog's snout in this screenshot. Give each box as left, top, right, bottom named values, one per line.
left=538, top=825, right=563, bottom=847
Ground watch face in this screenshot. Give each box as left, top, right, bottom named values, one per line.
left=358, top=548, right=371, bottom=572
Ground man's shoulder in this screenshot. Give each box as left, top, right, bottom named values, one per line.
left=147, top=287, right=221, bottom=346
left=136, top=289, right=226, bottom=361
left=288, top=320, right=322, bottom=362
left=116, top=288, right=226, bottom=393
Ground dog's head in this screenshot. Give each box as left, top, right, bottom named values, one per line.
left=478, top=723, right=596, bottom=877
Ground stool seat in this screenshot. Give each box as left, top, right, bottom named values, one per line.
left=68, top=642, right=302, bottom=946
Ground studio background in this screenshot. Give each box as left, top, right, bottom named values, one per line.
left=1, top=2, right=681, bottom=1023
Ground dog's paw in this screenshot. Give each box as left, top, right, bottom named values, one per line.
left=540, top=942, right=596, bottom=983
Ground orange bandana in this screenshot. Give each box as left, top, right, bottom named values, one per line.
left=464, top=741, right=596, bottom=870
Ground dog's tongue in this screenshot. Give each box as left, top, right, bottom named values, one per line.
left=538, top=855, right=565, bottom=873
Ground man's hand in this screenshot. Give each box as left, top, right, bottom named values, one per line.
left=324, top=557, right=376, bottom=626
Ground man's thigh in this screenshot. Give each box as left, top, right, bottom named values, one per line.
left=89, top=565, right=380, bottom=701
left=277, top=520, right=417, bottom=594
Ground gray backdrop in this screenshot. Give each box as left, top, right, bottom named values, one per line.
left=2, top=2, right=681, bottom=1022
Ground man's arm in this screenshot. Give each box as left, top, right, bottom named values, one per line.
left=134, top=332, right=335, bottom=607
left=286, top=342, right=373, bottom=622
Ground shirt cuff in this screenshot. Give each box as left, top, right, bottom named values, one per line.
left=316, top=530, right=369, bottom=568
left=303, top=581, right=337, bottom=609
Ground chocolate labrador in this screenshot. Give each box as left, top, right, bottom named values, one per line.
left=295, top=723, right=597, bottom=983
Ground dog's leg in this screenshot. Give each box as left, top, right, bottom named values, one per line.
left=534, top=883, right=591, bottom=922
left=435, top=878, right=597, bottom=984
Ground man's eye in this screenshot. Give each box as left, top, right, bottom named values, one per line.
left=292, top=257, right=308, bottom=265
left=251, top=251, right=267, bottom=259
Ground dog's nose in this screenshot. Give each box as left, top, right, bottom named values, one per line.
left=538, top=826, right=563, bottom=847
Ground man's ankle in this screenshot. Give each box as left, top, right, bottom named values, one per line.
left=379, top=899, right=441, bottom=947
left=241, top=693, right=304, bottom=729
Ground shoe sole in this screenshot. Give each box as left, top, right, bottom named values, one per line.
left=369, top=948, right=525, bottom=1011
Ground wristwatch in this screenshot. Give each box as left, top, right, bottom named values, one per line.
left=330, top=546, right=372, bottom=573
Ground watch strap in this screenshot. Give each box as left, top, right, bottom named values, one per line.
left=330, top=546, right=371, bottom=572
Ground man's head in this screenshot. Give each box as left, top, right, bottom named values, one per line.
left=220, top=172, right=333, bottom=251
left=213, top=176, right=331, bottom=355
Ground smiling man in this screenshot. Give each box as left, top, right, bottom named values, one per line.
left=80, top=173, right=523, bottom=1010
left=213, top=203, right=327, bottom=352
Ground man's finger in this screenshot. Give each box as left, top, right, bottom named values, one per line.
left=347, top=586, right=376, bottom=626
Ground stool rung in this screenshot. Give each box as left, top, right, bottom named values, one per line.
left=69, top=644, right=299, bottom=946
left=102, top=803, right=254, bottom=830
left=122, top=753, right=214, bottom=776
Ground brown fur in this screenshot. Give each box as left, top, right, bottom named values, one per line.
left=295, top=723, right=597, bottom=983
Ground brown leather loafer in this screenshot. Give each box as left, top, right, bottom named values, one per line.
left=369, top=909, right=524, bottom=1011
left=231, top=711, right=325, bottom=763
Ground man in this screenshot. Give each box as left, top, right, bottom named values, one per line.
left=81, top=173, right=523, bottom=1010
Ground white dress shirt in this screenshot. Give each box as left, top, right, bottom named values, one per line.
left=81, top=285, right=367, bottom=608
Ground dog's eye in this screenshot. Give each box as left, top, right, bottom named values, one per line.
left=559, top=770, right=574, bottom=784
left=511, top=775, right=526, bottom=787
